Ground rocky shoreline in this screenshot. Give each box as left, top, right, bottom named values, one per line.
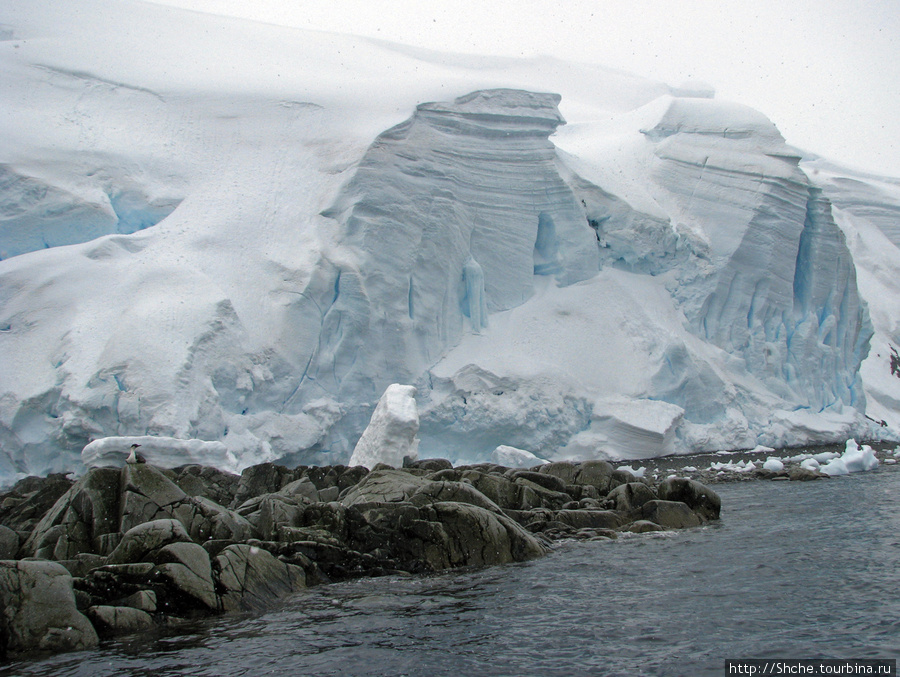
left=0, top=457, right=721, bottom=660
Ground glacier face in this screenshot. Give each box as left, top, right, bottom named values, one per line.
left=0, top=11, right=896, bottom=482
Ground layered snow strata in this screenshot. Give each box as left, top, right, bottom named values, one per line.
left=348, top=384, right=419, bottom=470
left=638, top=97, right=871, bottom=414
left=304, top=89, right=598, bottom=407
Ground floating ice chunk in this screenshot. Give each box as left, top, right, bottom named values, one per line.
left=762, top=457, right=785, bottom=472
left=841, top=439, right=879, bottom=473
left=750, top=445, right=776, bottom=454
left=348, top=384, right=420, bottom=470
left=681, top=466, right=698, bottom=472
left=616, top=465, right=646, bottom=478
left=800, top=458, right=820, bottom=471
left=82, top=436, right=238, bottom=472
left=819, top=457, right=849, bottom=476
left=814, top=451, right=839, bottom=463
left=491, top=445, right=547, bottom=468
left=819, top=439, right=879, bottom=475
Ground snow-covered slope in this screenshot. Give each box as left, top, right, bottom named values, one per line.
left=0, top=0, right=897, bottom=482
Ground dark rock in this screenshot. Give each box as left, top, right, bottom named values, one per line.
left=215, top=544, right=306, bottom=613
left=24, top=467, right=122, bottom=559
left=107, top=518, right=192, bottom=565
left=0, top=559, right=98, bottom=656
left=0, top=525, right=19, bottom=559
left=340, top=469, right=433, bottom=505
left=640, top=500, right=701, bottom=529
left=0, top=473, right=74, bottom=535
left=554, top=510, right=625, bottom=530
left=409, top=480, right=503, bottom=514
left=536, top=461, right=580, bottom=485
left=511, top=471, right=567, bottom=493
left=512, top=477, right=571, bottom=509
left=337, top=466, right=369, bottom=491
left=657, top=478, right=721, bottom=521
left=624, top=520, right=668, bottom=533
left=606, top=482, right=657, bottom=512
left=172, top=465, right=240, bottom=505
left=788, top=467, right=823, bottom=481
left=231, top=463, right=295, bottom=508
left=407, top=458, right=453, bottom=472
left=122, top=589, right=157, bottom=612
left=277, top=477, right=320, bottom=502
left=608, top=469, right=638, bottom=491
left=86, top=605, right=155, bottom=637
left=573, top=460, right=616, bottom=495
left=151, top=541, right=217, bottom=611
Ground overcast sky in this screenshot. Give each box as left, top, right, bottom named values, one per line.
left=156, top=0, right=899, bottom=177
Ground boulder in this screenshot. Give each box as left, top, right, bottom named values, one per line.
left=0, top=525, right=19, bottom=560
left=624, top=520, right=668, bottom=533
left=0, top=473, right=73, bottom=535
left=340, top=469, right=433, bottom=506
left=640, top=500, right=701, bottom=529
left=409, top=481, right=503, bottom=514
left=23, top=467, right=122, bottom=559
left=606, top=482, right=657, bottom=512
left=86, top=605, right=155, bottom=637
left=656, top=478, right=721, bottom=521
left=231, top=463, right=296, bottom=507
left=788, top=467, right=823, bottom=481
left=0, top=559, right=98, bottom=656
left=107, top=518, right=192, bottom=565
left=510, top=471, right=568, bottom=493
left=172, top=464, right=241, bottom=505
left=151, top=541, right=217, bottom=612
left=553, top=510, right=625, bottom=530
left=215, top=544, right=306, bottom=613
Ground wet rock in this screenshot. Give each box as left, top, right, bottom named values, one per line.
left=237, top=494, right=307, bottom=541
left=23, top=467, right=122, bottom=559
left=554, top=509, right=626, bottom=530
left=215, top=544, right=306, bottom=613
left=511, top=471, right=567, bottom=493
left=0, top=474, right=73, bottom=536
left=512, top=477, right=571, bottom=510
left=624, top=520, right=668, bottom=533
left=230, top=463, right=296, bottom=508
left=151, top=541, right=217, bottom=612
left=788, top=467, right=823, bottom=481
left=657, top=478, right=721, bottom=521
left=86, top=605, right=155, bottom=637
left=340, top=469, right=433, bottom=506
left=640, top=500, right=701, bottom=529
left=606, top=482, right=657, bottom=512
left=409, top=480, right=503, bottom=513
left=107, top=518, right=192, bottom=565
left=0, top=559, right=98, bottom=657
left=122, top=589, right=157, bottom=612
left=172, top=465, right=240, bottom=506
left=277, top=477, right=320, bottom=502
left=0, top=525, right=19, bottom=559
left=408, top=458, right=454, bottom=472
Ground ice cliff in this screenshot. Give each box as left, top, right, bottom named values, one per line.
left=0, top=4, right=897, bottom=482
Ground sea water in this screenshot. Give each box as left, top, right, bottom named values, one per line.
left=5, top=467, right=899, bottom=677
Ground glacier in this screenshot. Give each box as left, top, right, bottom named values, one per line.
left=1, top=0, right=899, bottom=484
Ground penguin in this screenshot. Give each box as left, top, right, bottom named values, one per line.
left=126, top=443, right=146, bottom=464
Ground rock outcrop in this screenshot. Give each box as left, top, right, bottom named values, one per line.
left=0, top=456, right=720, bottom=659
